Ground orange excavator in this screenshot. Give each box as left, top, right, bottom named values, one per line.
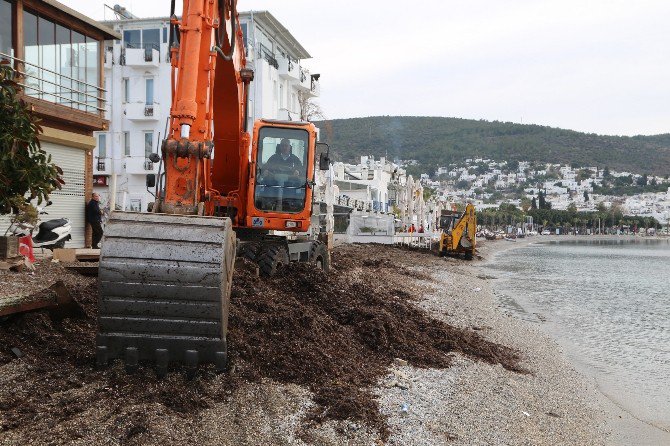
left=96, top=0, right=330, bottom=376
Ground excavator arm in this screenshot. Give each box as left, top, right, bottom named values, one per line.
left=97, top=0, right=246, bottom=376
left=97, top=0, right=323, bottom=376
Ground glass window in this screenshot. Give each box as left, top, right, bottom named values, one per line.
left=98, top=133, right=107, bottom=158
left=254, top=127, right=309, bottom=214
left=145, top=78, right=153, bottom=105
left=123, top=29, right=140, bottom=48
left=21, top=10, right=100, bottom=112
left=38, top=16, right=56, bottom=102
left=55, top=24, right=71, bottom=107
left=23, top=10, right=39, bottom=97
left=142, top=29, right=159, bottom=49
left=162, top=27, right=167, bottom=44
left=123, top=78, right=129, bottom=102
left=71, top=30, right=86, bottom=110
left=85, top=36, right=99, bottom=112
left=144, top=132, right=153, bottom=157
left=240, top=23, right=247, bottom=52
left=0, top=0, right=13, bottom=60
left=124, top=132, right=130, bottom=156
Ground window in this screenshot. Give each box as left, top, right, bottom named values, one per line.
left=124, top=132, right=130, bottom=156
left=145, top=78, right=154, bottom=105
left=144, top=132, right=153, bottom=157
left=123, top=78, right=129, bottom=102
left=253, top=127, right=309, bottom=214
left=23, top=9, right=100, bottom=112
left=0, top=0, right=13, bottom=60
left=279, top=83, right=284, bottom=109
left=240, top=23, right=247, bottom=52
left=98, top=133, right=107, bottom=158
left=142, top=29, right=160, bottom=49
left=123, top=29, right=140, bottom=48
left=162, top=27, right=167, bottom=44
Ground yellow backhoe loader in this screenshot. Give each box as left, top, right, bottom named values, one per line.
left=438, top=203, right=476, bottom=260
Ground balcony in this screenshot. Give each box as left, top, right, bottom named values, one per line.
left=125, top=157, right=158, bottom=174
left=259, top=43, right=278, bottom=69
left=310, top=78, right=321, bottom=97
left=278, top=56, right=299, bottom=80
left=126, top=102, right=160, bottom=121
left=296, top=67, right=312, bottom=91
left=95, top=157, right=111, bottom=175
left=1, top=52, right=107, bottom=126
left=121, top=43, right=160, bottom=68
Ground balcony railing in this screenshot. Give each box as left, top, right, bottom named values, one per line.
left=143, top=158, right=154, bottom=170
left=96, top=158, right=106, bottom=171
left=0, top=52, right=106, bottom=115
left=144, top=105, right=154, bottom=117
left=259, top=43, right=278, bottom=69
left=125, top=42, right=160, bottom=62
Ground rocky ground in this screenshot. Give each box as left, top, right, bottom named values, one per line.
left=0, top=242, right=608, bottom=445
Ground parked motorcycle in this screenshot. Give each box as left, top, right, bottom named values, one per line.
left=8, top=201, right=72, bottom=250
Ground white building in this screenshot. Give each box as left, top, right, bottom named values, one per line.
left=92, top=10, right=320, bottom=212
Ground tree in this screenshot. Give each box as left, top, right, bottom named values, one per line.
left=636, top=173, right=648, bottom=187
left=0, top=61, right=62, bottom=215
left=520, top=197, right=531, bottom=213
left=531, top=197, right=537, bottom=209
left=583, top=190, right=589, bottom=201
left=297, top=91, right=326, bottom=122
left=567, top=202, right=577, bottom=213
left=603, top=166, right=611, bottom=179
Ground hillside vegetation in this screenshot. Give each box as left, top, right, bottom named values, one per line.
left=314, top=116, right=670, bottom=176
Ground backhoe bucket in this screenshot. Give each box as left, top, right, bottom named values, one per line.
left=96, top=212, right=236, bottom=375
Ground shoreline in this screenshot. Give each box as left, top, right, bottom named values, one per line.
left=479, top=236, right=670, bottom=445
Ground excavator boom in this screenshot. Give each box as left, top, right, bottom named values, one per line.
left=96, top=0, right=325, bottom=375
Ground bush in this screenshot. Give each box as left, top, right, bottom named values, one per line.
left=0, top=61, right=63, bottom=215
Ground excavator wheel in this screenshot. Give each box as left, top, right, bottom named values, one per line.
left=256, top=244, right=289, bottom=276
left=238, top=241, right=262, bottom=262
left=464, top=250, right=474, bottom=261
left=96, top=212, right=236, bottom=376
left=310, top=241, right=330, bottom=272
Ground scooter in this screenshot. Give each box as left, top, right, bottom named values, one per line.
left=8, top=201, right=72, bottom=250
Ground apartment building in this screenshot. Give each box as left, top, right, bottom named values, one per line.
left=0, top=0, right=118, bottom=247
left=93, top=9, right=320, bottom=212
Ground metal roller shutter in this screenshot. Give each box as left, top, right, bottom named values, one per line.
left=0, top=142, right=86, bottom=248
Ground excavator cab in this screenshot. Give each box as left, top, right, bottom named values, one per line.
left=254, top=127, right=310, bottom=213
left=245, top=120, right=318, bottom=232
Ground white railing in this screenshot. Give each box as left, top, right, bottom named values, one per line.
left=393, top=233, right=436, bottom=249
left=0, top=52, right=106, bottom=114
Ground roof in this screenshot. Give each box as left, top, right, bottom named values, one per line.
left=240, top=10, right=311, bottom=60
left=40, top=0, right=121, bottom=40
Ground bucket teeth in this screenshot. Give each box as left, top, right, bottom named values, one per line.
left=96, top=346, right=108, bottom=369
left=96, top=212, right=236, bottom=376
left=124, top=347, right=139, bottom=374
left=155, top=349, right=169, bottom=378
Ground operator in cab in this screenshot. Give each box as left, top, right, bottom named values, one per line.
left=265, top=138, right=303, bottom=175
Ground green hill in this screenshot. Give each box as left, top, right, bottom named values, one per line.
left=314, top=116, right=670, bottom=177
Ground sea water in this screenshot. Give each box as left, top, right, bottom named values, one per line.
left=485, top=238, right=670, bottom=431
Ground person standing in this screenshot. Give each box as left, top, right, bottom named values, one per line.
left=86, top=193, right=103, bottom=249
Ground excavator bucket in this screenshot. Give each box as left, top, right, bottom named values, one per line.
left=96, top=212, right=236, bottom=376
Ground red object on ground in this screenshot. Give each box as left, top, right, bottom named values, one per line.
left=18, top=236, right=35, bottom=263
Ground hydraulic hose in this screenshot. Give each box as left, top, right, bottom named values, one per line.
left=214, top=0, right=236, bottom=61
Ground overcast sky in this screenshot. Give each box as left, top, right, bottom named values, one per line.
left=61, top=0, right=670, bottom=136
